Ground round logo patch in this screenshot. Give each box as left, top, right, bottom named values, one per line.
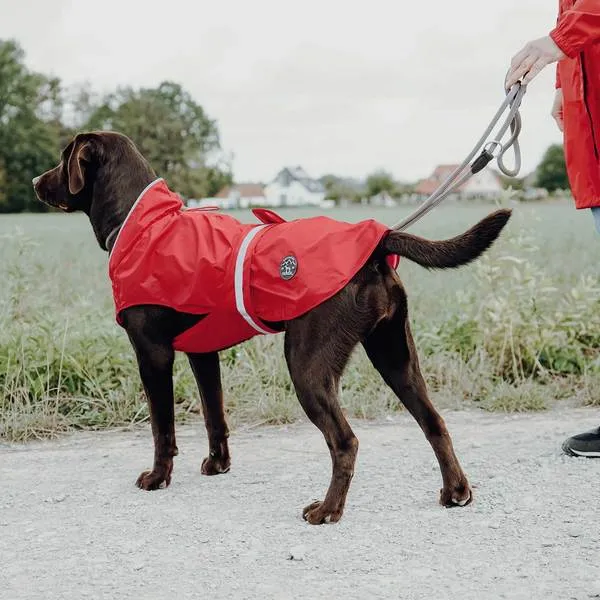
left=279, top=255, right=298, bottom=280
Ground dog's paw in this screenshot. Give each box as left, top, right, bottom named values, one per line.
left=439, top=482, right=472, bottom=507
left=302, top=500, right=343, bottom=525
left=201, top=455, right=230, bottom=476
left=135, top=466, right=172, bottom=491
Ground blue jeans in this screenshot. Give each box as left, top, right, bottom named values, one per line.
left=593, top=207, right=600, bottom=234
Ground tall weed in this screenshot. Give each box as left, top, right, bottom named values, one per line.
left=0, top=203, right=597, bottom=441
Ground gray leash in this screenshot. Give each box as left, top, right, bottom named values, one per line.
left=392, top=81, right=527, bottom=232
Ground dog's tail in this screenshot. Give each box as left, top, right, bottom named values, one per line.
left=382, top=209, right=511, bottom=270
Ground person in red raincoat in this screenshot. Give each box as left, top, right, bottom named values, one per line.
left=506, top=0, right=600, bottom=457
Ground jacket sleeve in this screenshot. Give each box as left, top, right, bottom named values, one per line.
left=550, top=0, right=600, bottom=58
left=555, top=64, right=561, bottom=89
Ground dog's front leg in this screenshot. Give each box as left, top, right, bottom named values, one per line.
left=128, top=333, right=177, bottom=491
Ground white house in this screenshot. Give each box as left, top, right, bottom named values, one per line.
left=461, top=169, right=504, bottom=198
left=264, top=166, right=326, bottom=207
left=416, top=164, right=504, bottom=199
left=366, top=191, right=397, bottom=207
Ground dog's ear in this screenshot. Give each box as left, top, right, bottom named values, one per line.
left=67, top=137, right=91, bottom=195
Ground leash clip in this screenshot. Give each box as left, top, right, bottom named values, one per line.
left=471, top=149, right=494, bottom=174
left=483, top=140, right=504, bottom=157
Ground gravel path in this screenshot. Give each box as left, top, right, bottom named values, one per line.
left=2, top=408, right=600, bottom=600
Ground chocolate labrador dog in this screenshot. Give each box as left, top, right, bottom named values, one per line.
left=33, top=131, right=510, bottom=524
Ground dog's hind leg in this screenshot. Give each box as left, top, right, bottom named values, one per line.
left=284, top=294, right=372, bottom=525
left=362, top=289, right=472, bottom=508
left=187, top=352, right=231, bottom=476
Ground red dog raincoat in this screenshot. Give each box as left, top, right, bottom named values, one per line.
left=109, top=179, right=398, bottom=353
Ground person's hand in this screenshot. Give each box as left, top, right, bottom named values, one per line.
left=506, top=36, right=566, bottom=88
left=551, top=88, right=564, bottom=132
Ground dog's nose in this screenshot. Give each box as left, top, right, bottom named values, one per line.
left=32, top=176, right=40, bottom=186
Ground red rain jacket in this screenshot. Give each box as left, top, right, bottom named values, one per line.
left=550, top=0, right=600, bottom=209
left=108, top=179, right=398, bottom=353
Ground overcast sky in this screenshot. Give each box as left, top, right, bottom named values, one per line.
left=1, top=0, right=562, bottom=183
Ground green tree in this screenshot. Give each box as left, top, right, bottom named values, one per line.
left=86, top=81, right=230, bottom=199
left=0, top=39, right=62, bottom=212
left=204, top=158, right=234, bottom=198
left=535, top=144, right=569, bottom=192
left=320, top=174, right=364, bottom=204
left=0, top=160, right=7, bottom=209
left=365, top=169, right=397, bottom=197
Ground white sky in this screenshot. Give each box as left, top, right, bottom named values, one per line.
left=1, top=0, right=563, bottom=183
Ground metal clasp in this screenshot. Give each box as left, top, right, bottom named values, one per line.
left=484, top=140, right=504, bottom=157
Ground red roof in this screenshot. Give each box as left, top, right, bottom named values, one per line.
left=415, top=165, right=462, bottom=195
left=216, top=183, right=265, bottom=199
left=415, top=164, right=502, bottom=195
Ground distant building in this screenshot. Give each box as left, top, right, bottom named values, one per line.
left=264, top=166, right=326, bottom=207
left=215, top=183, right=266, bottom=208
left=415, top=164, right=504, bottom=199
left=187, top=183, right=266, bottom=209
left=366, top=191, right=397, bottom=207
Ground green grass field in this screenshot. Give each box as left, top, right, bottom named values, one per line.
left=1, top=197, right=598, bottom=441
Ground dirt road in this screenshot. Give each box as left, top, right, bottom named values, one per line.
left=2, top=408, right=599, bottom=600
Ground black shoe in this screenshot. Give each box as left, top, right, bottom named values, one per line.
left=562, top=427, right=600, bottom=457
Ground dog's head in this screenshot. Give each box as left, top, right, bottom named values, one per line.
left=33, top=131, right=152, bottom=213
left=33, top=131, right=104, bottom=213
left=33, top=131, right=156, bottom=249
